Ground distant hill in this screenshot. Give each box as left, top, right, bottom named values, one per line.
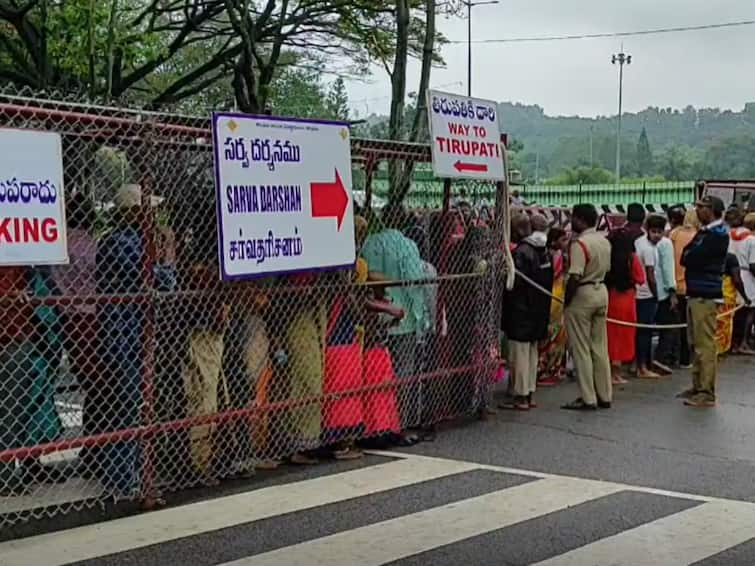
left=497, top=102, right=755, bottom=182
left=353, top=101, right=755, bottom=183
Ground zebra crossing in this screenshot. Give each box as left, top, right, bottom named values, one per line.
left=1, top=452, right=754, bottom=566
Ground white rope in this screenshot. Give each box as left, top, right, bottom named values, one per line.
left=512, top=267, right=744, bottom=330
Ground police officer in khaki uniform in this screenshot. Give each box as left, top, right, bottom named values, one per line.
left=563, top=204, right=613, bottom=411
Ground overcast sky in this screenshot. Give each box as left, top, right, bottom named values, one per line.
left=344, top=0, right=755, bottom=119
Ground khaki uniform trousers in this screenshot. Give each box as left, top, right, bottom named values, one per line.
left=687, top=297, right=718, bottom=399
left=508, top=340, right=539, bottom=397
left=565, top=284, right=612, bottom=406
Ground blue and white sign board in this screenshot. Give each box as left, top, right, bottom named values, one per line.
left=212, top=112, right=356, bottom=280
left=0, top=128, right=68, bottom=266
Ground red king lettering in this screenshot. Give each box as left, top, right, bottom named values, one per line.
left=0, top=217, right=58, bottom=244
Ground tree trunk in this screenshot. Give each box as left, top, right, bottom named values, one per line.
left=387, top=0, right=411, bottom=206
left=104, top=0, right=119, bottom=98
left=409, top=0, right=435, bottom=143
left=39, top=0, right=49, bottom=87
left=87, top=0, right=96, bottom=97
left=388, top=0, right=410, bottom=142
left=391, top=0, right=436, bottom=207
left=232, top=52, right=259, bottom=113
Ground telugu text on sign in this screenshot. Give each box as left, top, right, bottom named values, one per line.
left=426, top=90, right=505, bottom=181
left=212, top=113, right=355, bottom=280
left=0, top=128, right=68, bottom=266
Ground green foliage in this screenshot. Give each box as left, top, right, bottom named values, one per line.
left=496, top=102, right=755, bottom=183
left=703, top=135, right=755, bottom=179
left=544, top=165, right=614, bottom=186
left=326, top=78, right=350, bottom=121
left=0, top=1, right=443, bottom=113
left=268, top=69, right=331, bottom=119
left=636, top=127, right=653, bottom=177
left=267, top=70, right=351, bottom=121
left=353, top=102, right=425, bottom=140
left=619, top=175, right=668, bottom=184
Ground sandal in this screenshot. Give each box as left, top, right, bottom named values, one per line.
left=651, top=361, right=673, bottom=376
left=333, top=448, right=364, bottom=461
left=290, top=452, right=319, bottom=465
left=255, top=460, right=281, bottom=471
left=397, top=434, right=420, bottom=447
left=561, top=398, right=597, bottom=411
left=637, top=370, right=662, bottom=380
left=499, top=397, right=530, bottom=411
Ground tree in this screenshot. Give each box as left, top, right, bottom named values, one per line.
left=545, top=165, right=614, bottom=186
left=656, top=146, right=696, bottom=181
left=636, top=127, right=653, bottom=177
left=266, top=68, right=351, bottom=120
left=703, top=135, right=755, bottom=179
left=0, top=1, right=402, bottom=112
left=383, top=0, right=443, bottom=205
left=267, top=67, right=329, bottom=118
left=224, top=0, right=415, bottom=114
left=326, top=77, right=349, bottom=121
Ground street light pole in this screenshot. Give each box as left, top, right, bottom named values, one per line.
left=464, top=0, right=499, bottom=97
left=467, top=1, right=472, bottom=97
left=611, top=50, right=631, bottom=185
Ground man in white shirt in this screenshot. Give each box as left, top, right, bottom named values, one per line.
left=731, top=212, right=755, bottom=354
left=635, top=215, right=666, bottom=378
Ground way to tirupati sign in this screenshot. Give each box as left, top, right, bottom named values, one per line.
left=212, top=112, right=355, bottom=280
left=426, top=89, right=505, bottom=182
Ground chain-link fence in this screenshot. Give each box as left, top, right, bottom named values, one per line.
left=0, top=88, right=505, bottom=530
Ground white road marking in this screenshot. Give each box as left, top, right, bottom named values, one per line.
left=0, top=478, right=103, bottom=516
left=218, top=476, right=624, bottom=566
left=533, top=500, right=755, bottom=566
left=369, top=451, right=721, bottom=503
left=4, top=452, right=755, bottom=566
left=0, top=456, right=477, bottom=566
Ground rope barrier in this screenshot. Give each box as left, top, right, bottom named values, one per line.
left=360, top=272, right=484, bottom=288
left=512, top=267, right=744, bottom=330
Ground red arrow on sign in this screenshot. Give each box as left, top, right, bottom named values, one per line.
left=310, top=168, right=349, bottom=231
left=454, top=161, right=489, bottom=173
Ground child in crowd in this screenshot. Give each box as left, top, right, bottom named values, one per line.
left=634, top=215, right=666, bottom=379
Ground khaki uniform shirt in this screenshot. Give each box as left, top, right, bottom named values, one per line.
left=568, top=228, right=611, bottom=306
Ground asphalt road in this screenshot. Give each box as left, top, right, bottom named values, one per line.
left=2, top=356, right=755, bottom=565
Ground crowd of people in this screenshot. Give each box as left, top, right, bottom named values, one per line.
left=502, top=195, right=754, bottom=412
left=0, top=184, right=500, bottom=499
left=2, top=182, right=751, bottom=503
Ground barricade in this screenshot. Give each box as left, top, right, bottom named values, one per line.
left=0, top=89, right=505, bottom=530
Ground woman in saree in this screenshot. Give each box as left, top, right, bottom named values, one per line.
left=321, top=267, right=366, bottom=461
left=537, top=228, right=569, bottom=386
left=606, top=230, right=646, bottom=384
left=284, top=273, right=327, bottom=465
left=716, top=253, right=746, bottom=355
left=355, top=215, right=404, bottom=445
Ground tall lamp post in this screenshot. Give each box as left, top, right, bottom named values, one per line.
left=464, top=0, right=499, bottom=97
left=611, top=50, right=631, bottom=185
